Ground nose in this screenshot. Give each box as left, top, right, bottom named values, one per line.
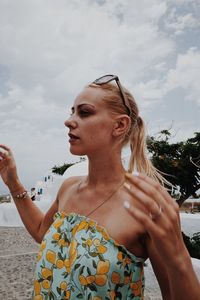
left=64, top=115, right=77, bottom=129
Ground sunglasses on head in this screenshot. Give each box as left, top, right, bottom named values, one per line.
left=93, top=74, right=131, bottom=116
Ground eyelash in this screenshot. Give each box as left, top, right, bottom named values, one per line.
left=70, top=110, right=90, bottom=117
left=80, top=110, right=89, bottom=114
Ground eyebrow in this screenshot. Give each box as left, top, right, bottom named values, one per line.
left=71, top=103, right=96, bottom=112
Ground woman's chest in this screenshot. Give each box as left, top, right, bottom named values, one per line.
left=58, top=193, right=147, bottom=259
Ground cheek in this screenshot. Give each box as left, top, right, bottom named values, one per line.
left=89, top=126, right=111, bottom=143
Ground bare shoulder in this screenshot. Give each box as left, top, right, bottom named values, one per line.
left=57, top=176, right=84, bottom=199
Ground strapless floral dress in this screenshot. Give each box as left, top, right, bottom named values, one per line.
left=32, top=212, right=145, bottom=300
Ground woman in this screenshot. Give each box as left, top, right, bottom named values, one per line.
left=0, top=74, right=199, bottom=300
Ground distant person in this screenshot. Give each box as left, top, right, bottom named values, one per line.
left=0, top=74, right=199, bottom=299
left=30, top=187, right=36, bottom=201
left=35, top=191, right=41, bottom=202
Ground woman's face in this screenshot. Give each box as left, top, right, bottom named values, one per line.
left=64, top=87, right=116, bottom=156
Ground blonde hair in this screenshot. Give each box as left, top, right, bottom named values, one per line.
left=88, top=82, right=171, bottom=186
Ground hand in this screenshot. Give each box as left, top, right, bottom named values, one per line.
left=0, top=144, right=19, bottom=190
left=124, top=173, right=188, bottom=268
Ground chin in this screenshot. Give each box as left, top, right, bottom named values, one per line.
left=69, top=146, right=86, bottom=156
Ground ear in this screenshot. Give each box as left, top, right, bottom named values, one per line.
left=112, top=115, right=131, bottom=137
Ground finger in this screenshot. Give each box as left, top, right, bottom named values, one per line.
left=138, top=173, right=179, bottom=211
left=125, top=173, right=179, bottom=212
left=124, top=200, right=164, bottom=236
left=125, top=173, right=179, bottom=223
left=124, top=200, right=181, bottom=243
left=125, top=173, right=167, bottom=211
left=124, top=181, right=165, bottom=217
left=0, top=150, right=10, bottom=159
left=0, top=146, right=12, bottom=159
left=0, top=144, right=11, bottom=152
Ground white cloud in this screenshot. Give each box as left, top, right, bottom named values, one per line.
left=0, top=0, right=174, bottom=97
left=0, top=0, right=199, bottom=192
left=165, top=9, right=199, bottom=35
left=164, top=48, right=200, bottom=105
left=130, top=47, right=200, bottom=110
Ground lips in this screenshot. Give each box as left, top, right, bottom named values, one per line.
left=68, top=133, right=80, bottom=142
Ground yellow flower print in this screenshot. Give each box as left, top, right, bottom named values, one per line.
left=94, top=274, right=107, bottom=286
left=64, top=259, right=70, bottom=273
left=85, top=238, right=92, bottom=247
left=65, top=290, right=71, bottom=299
left=125, top=257, right=132, bottom=265
left=68, top=239, right=78, bottom=266
left=117, top=250, right=132, bottom=266
left=53, top=219, right=63, bottom=229
left=101, top=229, right=110, bottom=241
left=46, top=250, right=56, bottom=264
left=69, top=249, right=77, bottom=266
left=86, top=275, right=95, bottom=284
left=58, top=238, right=68, bottom=247
left=117, top=251, right=123, bottom=261
left=111, top=271, right=121, bottom=284
left=40, top=240, right=46, bottom=251
left=109, top=290, right=116, bottom=300
left=69, top=239, right=77, bottom=256
left=96, top=260, right=110, bottom=275
left=34, top=280, right=41, bottom=295
left=96, top=226, right=110, bottom=241
left=124, top=275, right=131, bottom=284
left=41, top=268, right=52, bottom=279
left=33, top=295, right=44, bottom=300
left=36, top=251, right=42, bottom=262
left=60, top=212, right=67, bottom=218
left=56, top=259, right=64, bottom=269
left=88, top=220, right=96, bottom=227
left=42, top=279, right=51, bottom=289
left=94, top=260, right=110, bottom=286
left=79, top=275, right=88, bottom=286
left=130, top=280, right=142, bottom=296
left=60, top=281, right=68, bottom=290
left=93, top=238, right=101, bottom=246
left=52, top=232, right=60, bottom=241
left=71, top=224, right=79, bottom=236
left=97, top=244, right=107, bottom=254
left=76, top=220, right=89, bottom=232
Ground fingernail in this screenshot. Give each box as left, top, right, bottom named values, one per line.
left=124, top=201, right=130, bottom=209
left=123, top=182, right=131, bottom=190
left=133, top=171, right=139, bottom=176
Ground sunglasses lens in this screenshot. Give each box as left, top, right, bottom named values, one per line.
left=93, top=75, right=131, bottom=116
left=94, top=75, right=115, bottom=84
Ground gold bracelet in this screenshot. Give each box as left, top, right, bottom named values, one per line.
left=13, top=190, right=28, bottom=200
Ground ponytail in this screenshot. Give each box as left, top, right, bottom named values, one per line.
left=128, top=116, right=171, bottom=186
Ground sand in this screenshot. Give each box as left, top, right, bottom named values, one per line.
left=0, top=226, right=199, bottom=300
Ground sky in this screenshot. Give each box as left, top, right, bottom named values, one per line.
left=0, top=0, right=200, bottom=193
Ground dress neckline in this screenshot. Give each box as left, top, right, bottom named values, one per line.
left=54, top=211, right=146, bottom=262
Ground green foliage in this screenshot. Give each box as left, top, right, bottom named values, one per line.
left=182, top=232, right=200, bottom=259
left=52, top=157, right=86, bottom=175
left=52, top=163, right=75, bottom=175
left=147, top=130, right=200, bottom=206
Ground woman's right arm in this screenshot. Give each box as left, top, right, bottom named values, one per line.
left=0, top=144, right=58, bottom=243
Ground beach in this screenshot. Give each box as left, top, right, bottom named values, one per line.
left=0, top=224, right=200, bottom=300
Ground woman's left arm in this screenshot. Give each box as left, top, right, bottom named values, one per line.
left=124, top=173, right=200, bottom=300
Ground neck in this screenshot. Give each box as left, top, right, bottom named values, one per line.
left=86, top=150, right=126, bottom=187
